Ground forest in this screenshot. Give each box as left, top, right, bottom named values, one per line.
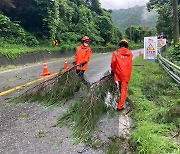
left=0, top=0, right=123, bottom=48
left=112, top=5, right=157, bottom=32
left=0, top=0, right=179, bottom=58
left=0, top=1, right=180, bottom=153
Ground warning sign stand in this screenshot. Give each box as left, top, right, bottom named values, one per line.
left=144, top=37, right=157, bottom=60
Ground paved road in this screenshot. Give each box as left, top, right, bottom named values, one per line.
left=0, top=49, right=143, bottom=154
left=0, top=49, right=143, bottom=94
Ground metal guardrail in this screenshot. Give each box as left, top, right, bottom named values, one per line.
left=158, top=53, right=180, bottom=84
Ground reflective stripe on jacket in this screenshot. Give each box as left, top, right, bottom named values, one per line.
left=74, top=44, right=91, bottom=70
left=111, top=47, right=133, bottom=82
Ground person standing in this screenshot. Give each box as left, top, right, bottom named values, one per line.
left=73, top=36, right=91, bottom=84
left=111, top=40, right=133, bottom=111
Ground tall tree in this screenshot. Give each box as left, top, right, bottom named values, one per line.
left=0, top=0, right=123, bottom=46
left=0, top=0, right=15, bottom=11
left=172, top=0, right=179, bottom=44
left=147, top=0, right=180, bottom=40
left=91, top=0, right=102, bottom=14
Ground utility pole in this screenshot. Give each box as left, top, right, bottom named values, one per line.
left=172, top=0, right=179, bottom=45
left=128, top=3, right=132, bottom=41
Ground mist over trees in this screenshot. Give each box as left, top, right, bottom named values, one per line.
left=111, top=5, right=157, bottom=43
left=1, top=0, right=177, bottom=48
left=111, top=5, right=157, bottom=32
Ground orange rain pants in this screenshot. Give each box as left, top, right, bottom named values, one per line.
left=111, top=47, right=133, bottom=110
left=117, top=82, right=128, bottom=109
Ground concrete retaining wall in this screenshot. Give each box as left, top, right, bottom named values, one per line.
left=0, top=48, right=115, bottom=66
left=0, top=50, right=73, bottom=66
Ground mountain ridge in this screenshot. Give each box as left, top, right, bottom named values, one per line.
left=111, top=5, right=157, bottom=32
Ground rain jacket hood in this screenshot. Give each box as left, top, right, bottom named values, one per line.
left=111, top=47, right=133, bottom=82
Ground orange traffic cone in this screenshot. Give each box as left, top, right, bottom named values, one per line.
left=139, top=51, right=143, bottom=56
left=40, top=58, right=51, bottom=76
left=64, top=58, right=71, bottom=70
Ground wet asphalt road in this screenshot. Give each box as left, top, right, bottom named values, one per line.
left=0, top=49, right=143, bottom=93
left=0, top=49, right=143, bottom=154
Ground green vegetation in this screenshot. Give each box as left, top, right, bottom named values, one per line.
left=52, top=140, right=63, bottom=147
left=112, top=5, right=157, bottom=44
left=0, top=42, right=63, bottom=59
left=19, top=113, right=29, bottom=120
left=9, top=55, right=179, bottom=153
left=0, top=0, right=146, bottom=60
left=12, top=68, right=84, bottom=108
left=35, top=131, right=48, bottom=138
left=104, top=56, right=179, bottom=153
left=57, top=73, right=117, bottom=143
left=125, top=26, right=156, bottom=43
left=147, top=0, right=180, bottom=40
left=128, top=56, right=180, bottom=153
left=161, top=44, right=180, bottom=64
left=0, top=0, right=123, bottom=59
left=105, top=136, right=130, bottom=154
left=0, top=65, right=16, bottom=71
left=112, top=5, right=157, bottom=32
left=0, top=41, right=143, bottom=60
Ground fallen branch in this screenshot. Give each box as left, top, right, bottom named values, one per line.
left=133, top=64, right=144, bottom=66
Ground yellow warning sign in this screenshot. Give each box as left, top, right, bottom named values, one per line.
left=147, top=43, right=155, bottom=50
left=53, top=40, right=58, bottom=46
left=157, top=42, right=162, bottom=48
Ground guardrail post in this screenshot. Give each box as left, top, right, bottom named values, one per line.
left=173, top=61, right=178, bottom=75
left=158, top=49, right=180, bottom=84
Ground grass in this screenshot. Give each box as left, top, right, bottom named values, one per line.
left=0, top=65, right=17, bottom=72
left=0, top=44, right=63, bottom=59
left=0, top=42, right=143, bottom=60
left=128, top=56, right=180, bottom=154
left=0, top=42, right=105, bottom=60
left=51, top=140, right=63, bottom=147
left=129, top=42, right=144, bottom=50
left=105, top=136, right=131, bottom=154
left=7, top=51, right=179, bottom=153
left=35, top=131, right=48, bottom=138
left=19, top=113, right=29, bottom=120
left=105, top=56, right=179, bottom=153
left=161, top=45, right=180, bottom=66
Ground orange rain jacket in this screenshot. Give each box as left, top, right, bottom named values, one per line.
left=74, top=44, right=91, bottom=70
left=111, top=47, right=133, bottom=82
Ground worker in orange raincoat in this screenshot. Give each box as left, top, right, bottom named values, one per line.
left=73, top=36, right=91, bottom=84
left=111, top=40, right=133, bottom=111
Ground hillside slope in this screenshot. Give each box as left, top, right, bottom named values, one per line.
left=112, top=5, right=157, bottom=31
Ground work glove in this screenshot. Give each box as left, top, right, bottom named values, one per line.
left=115, top=81, right=119, bottom=88
left=72, top=62, right=76, bottom=66
left=79, top=61, right=87, bottom=67
left=111, top=71, right=114, bottom=77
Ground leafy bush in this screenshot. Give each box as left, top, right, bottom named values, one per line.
left=131, top=122, right=178, bottom=154
left=129, top=57, right=180, bottom=153
left=170, top=43, right=180, bottom=61
left=24, top=33, right=39, bottom=46
left=58, top=32, right=81, bottom=44
left=0, top=13, right=39, bottom=46
left=129, top=41, right=143, bottom=49
left=162, top=44, right=180, bottom=64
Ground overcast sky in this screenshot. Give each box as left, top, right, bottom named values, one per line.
left=99, top=0, right=149, bottom=10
